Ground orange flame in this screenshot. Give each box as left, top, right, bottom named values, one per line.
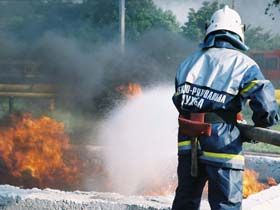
left=142, top=169, right=277, bottom=197
left=267, top=177, right=277, bottom=186
left=243, top=169, right=270, bottom=198
left=0, top=114, right=277, bottom=196
left=142, top=183, right=176, bottom=196
left=0, top=113, right=80, bottom=189
left=141, top=174, right=177, bottom=196
left=116, top=83, right=142, bottom=98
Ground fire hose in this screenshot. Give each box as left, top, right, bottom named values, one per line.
left=190, top=124, right=280, bottom=177
left=237, top=123, right=280, bottom=147
left=179, top=114, right=280, bottom=177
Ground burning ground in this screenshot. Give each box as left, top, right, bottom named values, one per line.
left=0, top=113, right=80, bottom=190
left=0, top=153, right=279, bottom=210
left=0, top=86, right=278, bottom=200
left=0, top=2, right=278, bottom=209
left=0, top=23, right=193, bottom=192
left=0, top=113, right=109, bottom=192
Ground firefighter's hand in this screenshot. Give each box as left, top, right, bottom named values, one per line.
left=237, top=112, right=257, bottom=143
left=241, top=136, right=258, bottom=143
left=250, top=140, right=258, bottom=144
left=237, top=112, right=247, bottom=124
left=238, top=123, right=258, bottom=144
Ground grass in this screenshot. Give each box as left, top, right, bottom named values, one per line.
left=242, top=103, right=280, bottom=154
left=0, top=95, right=280, bottom=152
left=243, top=142, right=280, bottom=154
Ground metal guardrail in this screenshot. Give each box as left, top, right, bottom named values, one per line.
left=0, top=83, right=57, bottom=112
left=0, top=84, right=57, bottom=98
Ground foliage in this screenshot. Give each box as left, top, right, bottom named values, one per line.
left=182, top=1, right=280, bottom=50
left=269, top=0, right=280, bottom=6
left=243, top=121, right=280, bottom=154
left=0, top=0, right=180, bottom=43
left=242, top=105, right=280, bottom=154
left=181, top=1, right=219, bottom=42
left=243, top=142, right=280, bottom=154
left=245, top=25, right=280, bottom=50
left=266, top=0, right=280, bottom=18
left=125, top=0, right=180, bottom=39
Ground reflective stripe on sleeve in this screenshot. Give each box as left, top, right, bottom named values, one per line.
left=178, top=140, right=191, bottom=151
left=240, top=80, right=270, bottom=97
left=240, top=80, right=259, bottom=95
left=200, top=151, right=245, bottom=165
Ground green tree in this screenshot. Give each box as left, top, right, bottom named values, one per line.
left=125, top=0, right=180, bottom=39
left=265, top=0, right=280, bottom=19
left=266, top=0, right=280, bottom=10
left=245, top=26, right=280, bottom=50
left=0, top=0, right=180, bottom=43
left=182, top=1, right=280, bottom=50
left=182, top=1, right=219, bottom=42
left=81, top=0, right=180, bottom=41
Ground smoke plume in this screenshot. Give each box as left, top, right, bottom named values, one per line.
left=7, top=29, right=195, bottom=117
left=96, top=85, right=178, bottom=195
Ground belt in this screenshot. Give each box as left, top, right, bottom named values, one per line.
left=205, top=111, right=237, bottom=124
left=182, top=112, right=237, bottom=124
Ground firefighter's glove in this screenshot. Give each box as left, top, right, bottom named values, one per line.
left=237, top=112, right=257, bottom=143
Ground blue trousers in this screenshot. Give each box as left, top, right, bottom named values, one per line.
left=172, top=154, right=243, bottom=210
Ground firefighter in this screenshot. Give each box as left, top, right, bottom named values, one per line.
left=171, top=5, right=279, bottom=210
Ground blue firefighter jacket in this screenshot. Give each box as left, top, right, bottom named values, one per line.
left=173, top=32, right=279, bottom=169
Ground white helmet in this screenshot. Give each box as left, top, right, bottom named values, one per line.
left=205, top=5, right=246, bottom=42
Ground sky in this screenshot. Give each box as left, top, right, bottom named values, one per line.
left=153, top=0, right=280, bottom=35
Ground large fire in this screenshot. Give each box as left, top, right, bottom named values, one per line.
left=0, top=113, right=80, bottom=189
left=0, top=111, right=277, bottom=198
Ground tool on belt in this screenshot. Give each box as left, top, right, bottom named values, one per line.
left=178, top=113, right=211, bottom=177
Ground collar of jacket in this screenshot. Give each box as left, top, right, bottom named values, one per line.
left=200, top=31, right=249, bottom=51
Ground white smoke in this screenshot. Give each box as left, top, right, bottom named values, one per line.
left=97, top=85, right=178, bottom=195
